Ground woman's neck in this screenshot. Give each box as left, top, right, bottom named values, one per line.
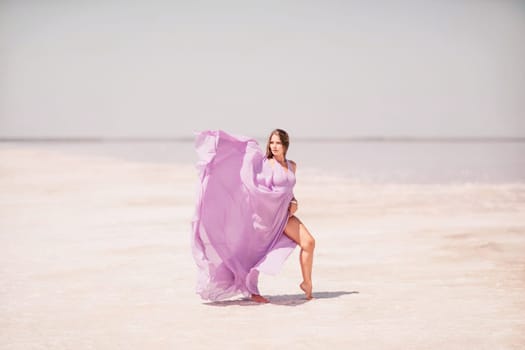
left=273, top=155, right=286, bottom=163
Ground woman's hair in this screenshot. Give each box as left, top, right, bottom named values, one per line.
left=265, top=129, right=290, bottom=159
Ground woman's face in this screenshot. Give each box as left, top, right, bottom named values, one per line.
left=269, top=133, right=286, bottom=158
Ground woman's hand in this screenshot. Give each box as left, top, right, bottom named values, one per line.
left=288, top=201, right=298, bottom=217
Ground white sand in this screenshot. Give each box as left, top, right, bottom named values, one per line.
left=1, top=146, right=524, bottom=349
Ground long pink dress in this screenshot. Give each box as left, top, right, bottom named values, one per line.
left=191, top=130, right=297, bottom=301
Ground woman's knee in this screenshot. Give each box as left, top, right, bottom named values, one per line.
left=301, top=235, right=315, bottom=251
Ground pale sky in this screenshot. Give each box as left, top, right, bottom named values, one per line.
left=1, top=0, right=524, bottom=138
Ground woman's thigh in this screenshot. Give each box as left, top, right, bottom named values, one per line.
left=284, top=216, right=314, bottom=247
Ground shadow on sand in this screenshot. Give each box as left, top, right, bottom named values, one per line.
left=204, top=290, right=358, bottom=307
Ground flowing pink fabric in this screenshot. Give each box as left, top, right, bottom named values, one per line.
left=191, top=130, right=297, bottom=301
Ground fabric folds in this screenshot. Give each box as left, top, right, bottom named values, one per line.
left=191, top=130, right=297, bottom=301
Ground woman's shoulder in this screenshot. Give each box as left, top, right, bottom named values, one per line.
left=287, top=159, right=297, bottom=172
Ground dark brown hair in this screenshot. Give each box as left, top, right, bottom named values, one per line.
left=265, top=129, right=290, bottom=159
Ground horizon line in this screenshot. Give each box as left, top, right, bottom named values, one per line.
left=1, top=136, right=525, bottom=143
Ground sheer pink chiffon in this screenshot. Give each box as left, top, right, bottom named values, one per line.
left=191, top=130, right=297, bottom=301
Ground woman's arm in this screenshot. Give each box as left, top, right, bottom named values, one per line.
left=289, top=160, right=298, bottom=217
left=289, top=199, right=298, bottom=217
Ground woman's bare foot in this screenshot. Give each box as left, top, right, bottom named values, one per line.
left=300, top=281, right=313, bottom=300
left=250, top=294, right=270, bottom=303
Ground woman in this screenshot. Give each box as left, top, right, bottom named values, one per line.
left=191, top=129, right=315, bottom=303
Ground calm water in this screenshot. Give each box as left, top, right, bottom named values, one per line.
left=3, top=140, right=525, bottom=184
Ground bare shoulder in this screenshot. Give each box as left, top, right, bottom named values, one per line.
left=288, top=159, right=297, bottom=173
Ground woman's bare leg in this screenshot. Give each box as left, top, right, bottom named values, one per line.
left=284, top=216, right=315, bottom=299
